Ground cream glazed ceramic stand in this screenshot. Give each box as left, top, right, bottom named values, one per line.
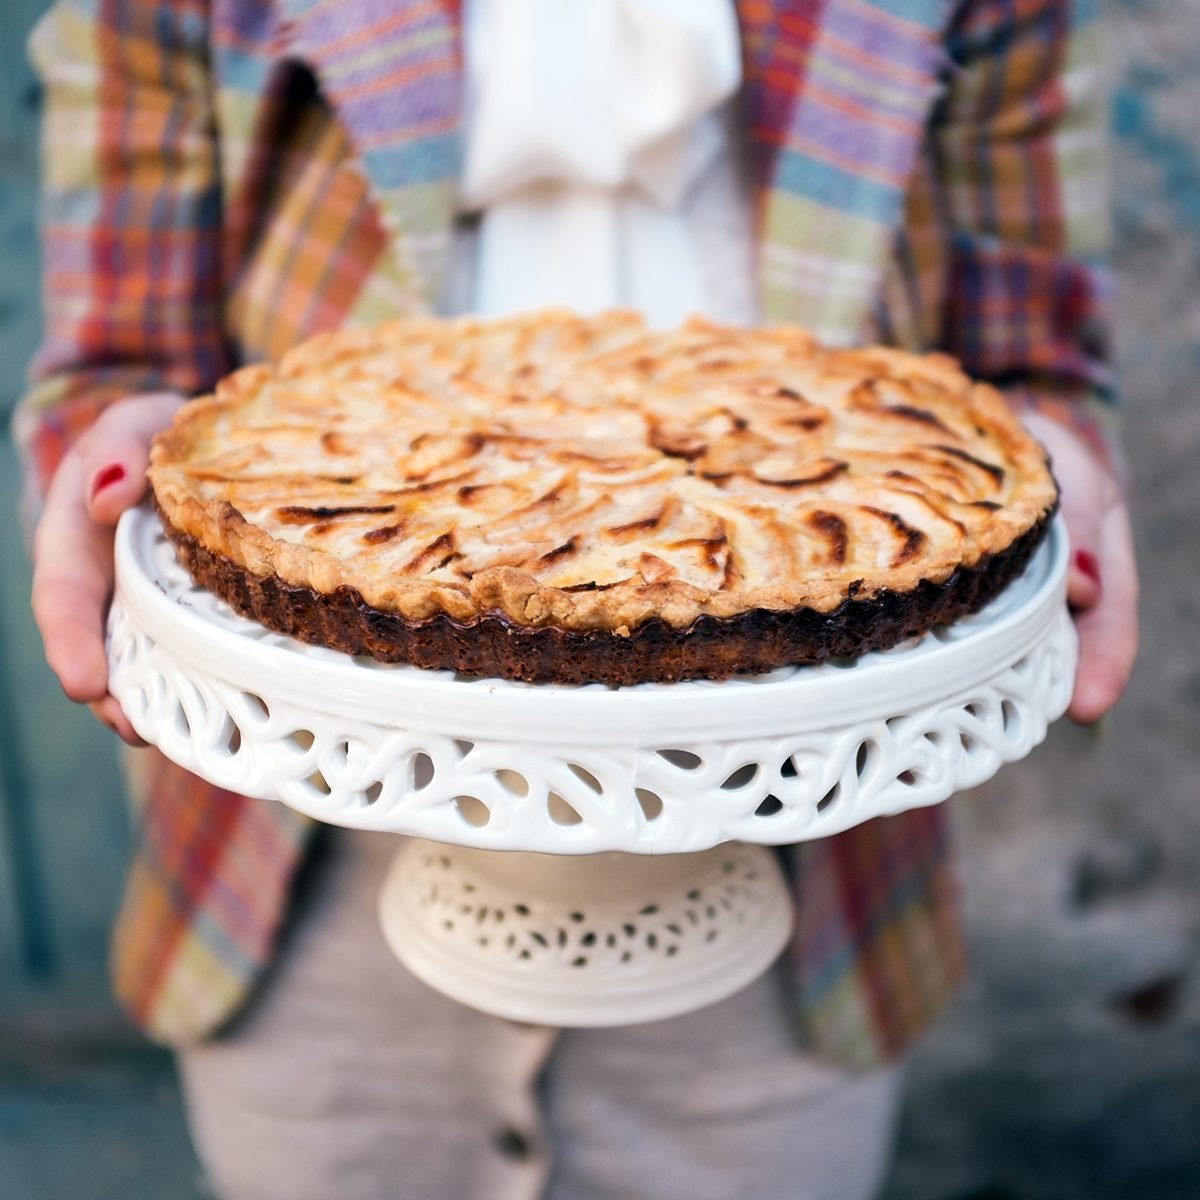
left=107, top=505, right=1077, bottom=1026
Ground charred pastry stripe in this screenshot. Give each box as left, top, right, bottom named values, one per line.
left=887, top=489, right=967, bottom=535
left=666, top=535, right=728, bottom=552
left=931, top=444, right=1005, bottom=485
left=410, top=431, right=485, bottom=455
left=651, top=439, right=707, bottom=461
left=486, top=432, right=543, bottom=450
left=537, top=536, right=578, bottom=566
left=665, top=534, right=729, bottom=572
left=293, top=472, right=363, bottom=484
left=405, top=531, right=456, bottom=573
left=192, top=469, right=360, bottom=485
left=806, top=510, right=848, bottom=565
left=320, top=431, right=356, bottom=455
left=551, top=448, right=641, bottom=471
left=756, top=460, right=848, bottom=488
left=846, top=379, right=882, bottom=409
left=863, top=505, right=927, bottom=565
left=275, top=504, right=395, bottom=524
left=607, top=504, right=669, bottom=538
left=648, top=419, right=707, bottom=460
left=362, top=522, right=407, bottom=545
left=879, top=474, right=968, bottom=532
left=721, top=546, right=738, bottom=588
left=707, top=518, right=737, bottom=586
left=883, top=404, right=952, bottom=433
left=607, top=515, right=660, bottom=536
left=387, top=473, right=472, bottom=496
left=532, top=481, right=568, bottom=508
left=185, top=469, right=270, bottom=483
left=637, top=551, right=675, bottom=582
left=457, top=482, right=509, bottom=504
left=560, top=579, right=628, bottom=592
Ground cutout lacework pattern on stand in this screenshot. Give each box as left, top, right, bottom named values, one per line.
left=105, top=520, right=1074, bottom=853
left=407, top=844, right=768, bottom=971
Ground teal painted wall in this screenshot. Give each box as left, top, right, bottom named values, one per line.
left=0, top=0, right=129, bottom=1007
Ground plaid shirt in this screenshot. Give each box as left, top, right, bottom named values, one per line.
left=15, top=0, right=1113, bottom=1069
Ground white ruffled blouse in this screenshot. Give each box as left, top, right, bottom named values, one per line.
left=445, top=0, right=757, bottom=328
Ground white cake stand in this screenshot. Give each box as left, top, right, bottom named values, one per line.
left=107, top=507, right=1076, bottom=1025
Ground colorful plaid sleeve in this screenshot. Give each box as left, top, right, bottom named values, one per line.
left=934, top=0, right=1120, bottom=472
left=12, top=0, right=229, bottom=515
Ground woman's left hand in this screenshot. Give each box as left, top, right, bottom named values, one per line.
left=1022, top=413, right=1139, bottom=724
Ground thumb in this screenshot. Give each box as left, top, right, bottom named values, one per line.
left=80, top=392, right=186, bottom=525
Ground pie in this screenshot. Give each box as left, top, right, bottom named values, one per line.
left=149, top=310, right=1057, bottom=684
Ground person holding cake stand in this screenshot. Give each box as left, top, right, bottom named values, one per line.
left=17, top=1, right=1137, bottom=1198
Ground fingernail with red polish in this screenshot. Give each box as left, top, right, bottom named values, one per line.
left=90, top=464, right=125, bottom=500
left=1075, top=549, right=1101, bottom=587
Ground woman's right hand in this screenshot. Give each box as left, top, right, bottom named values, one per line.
left=31, top=392, right=185, bottom=743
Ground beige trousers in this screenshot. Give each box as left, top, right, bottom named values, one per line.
left=179, top=830, right=903, bottom=1200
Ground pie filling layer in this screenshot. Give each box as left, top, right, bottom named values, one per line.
left=150, top=310, right=1058, bottom=683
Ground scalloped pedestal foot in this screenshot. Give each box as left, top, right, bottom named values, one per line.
left=379, top=840, right=795, bottom=1026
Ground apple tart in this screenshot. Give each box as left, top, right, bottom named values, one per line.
left=149, top=310, right=1057, bottom=684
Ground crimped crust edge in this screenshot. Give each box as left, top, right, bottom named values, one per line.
left=146, top=315, right=1060, bottom=635
left=156, top=500, right=1056, bottom=685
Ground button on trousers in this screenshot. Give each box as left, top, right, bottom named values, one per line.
left=179, top=830, right=903, bottom=1200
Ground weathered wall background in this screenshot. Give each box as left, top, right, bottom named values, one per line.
left=884, top=3, right=1200, bottom=1197
left=0, top=1, right=1197, bottom=1197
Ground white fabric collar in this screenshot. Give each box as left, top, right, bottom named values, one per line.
left=458, top=0, right=746, bottom=325
left=461, top=0, right=741, bottom=209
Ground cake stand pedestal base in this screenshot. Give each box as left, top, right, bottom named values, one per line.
left=379, top=840, right=794, bottom=1026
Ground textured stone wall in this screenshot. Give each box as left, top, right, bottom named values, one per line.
left=884, top=3, right=1200, bottom=1197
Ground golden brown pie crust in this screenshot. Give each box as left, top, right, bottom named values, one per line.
left=149, top=310, right=1058, bottom=683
